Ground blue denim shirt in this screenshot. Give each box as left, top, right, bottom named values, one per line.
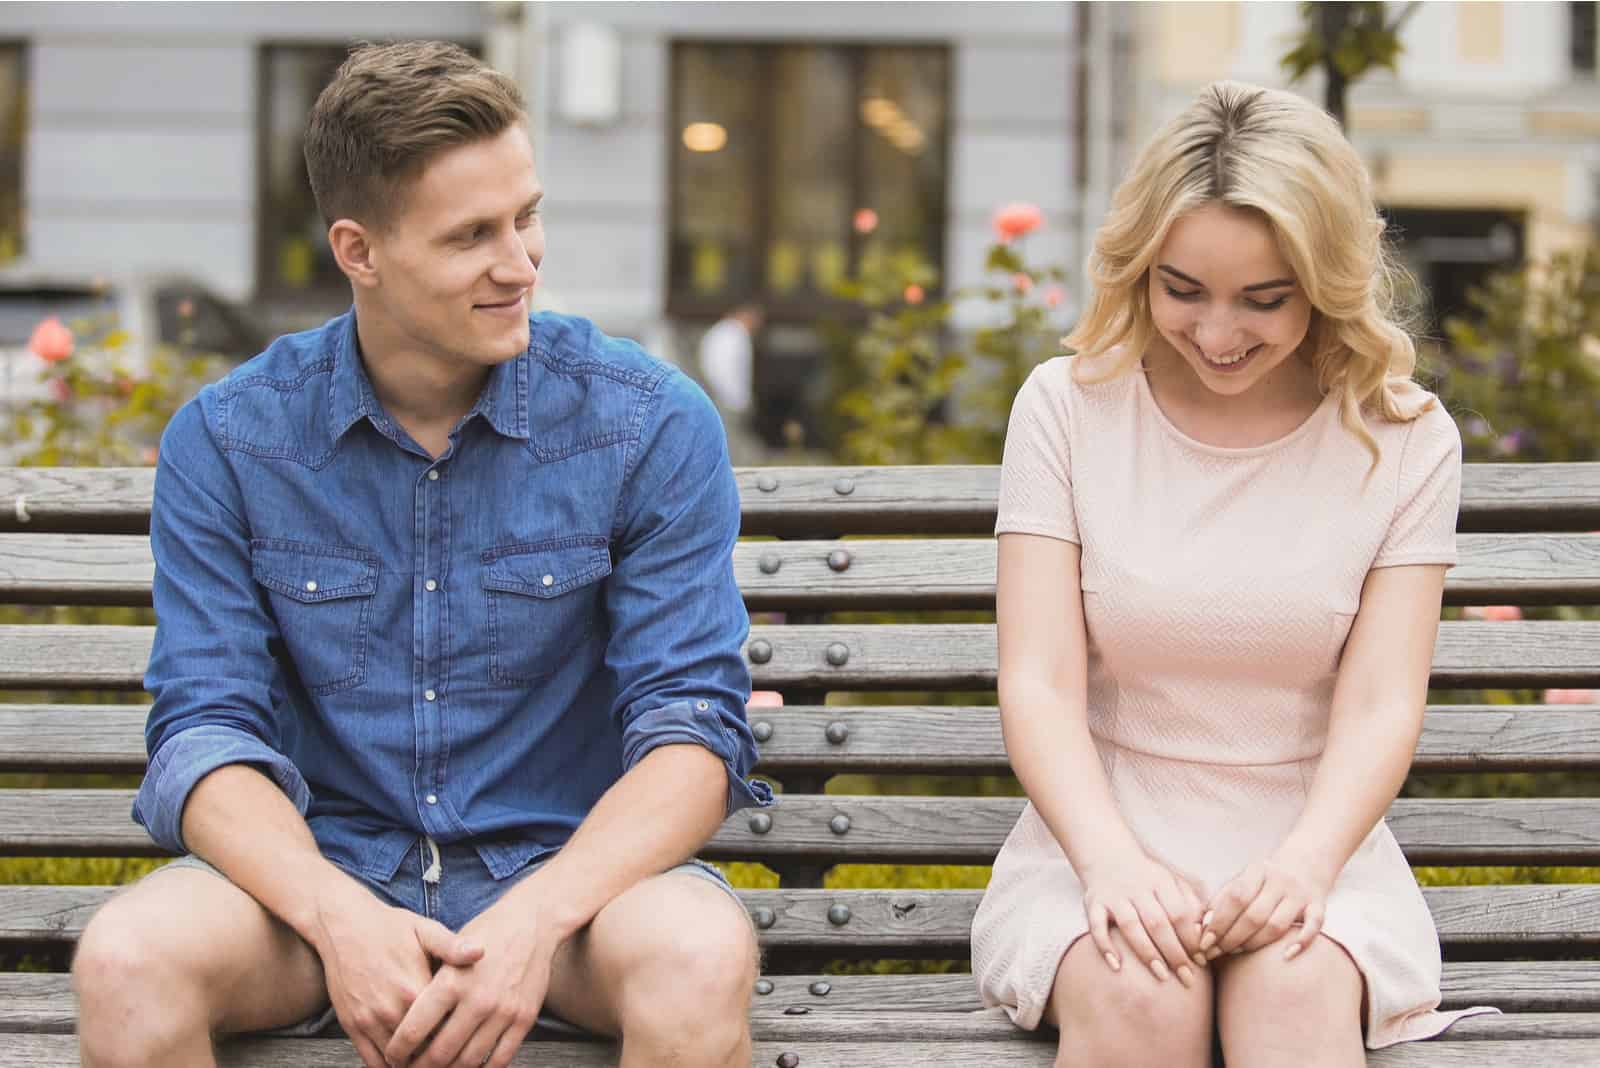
left=134, top=310, right=772, bottom=883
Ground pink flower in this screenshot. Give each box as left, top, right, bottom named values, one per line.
left=1044, top=285, right=1065, bottom=308
left=1544, top=688, right=1599, bottom=705
left=1463, top=605, right=1523, bottom=621
left=853, top=208, right=879, bottom=235
left=1012, top=272, right=1034, bottom=294
left=748, top=690, right=784, bottom=708
left=904, top=284, right=925, bottom=305
left=992, top=202, right=1043, bottom=242
left=28, top=317, right=74, bottom=363
left=141, top=446, right=160, bottom=466
left=48, top=378, right=72, bottom=404
left=115, top=377, right=135, bottom=397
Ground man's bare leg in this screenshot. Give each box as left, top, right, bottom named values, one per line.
left=543, top=870, right=757, bottom=1068
left=74, top=867, right=329, bottom=1068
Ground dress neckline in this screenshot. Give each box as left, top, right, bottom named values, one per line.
left=1135, top=368, right=1335, bottom=458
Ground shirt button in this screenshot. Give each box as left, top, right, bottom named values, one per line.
left=304, top=580, right=318, bottom=593
left=424, top=689, right=437, bottom=702
left=425, top=793, right=438, bottom=805
left=696, top=700, right=710, bottom=711
left=541, top=574, right=554, bottom=587
left=427, top=469, right=440, bottom=481
left=424, top=579, right=438, bottom=592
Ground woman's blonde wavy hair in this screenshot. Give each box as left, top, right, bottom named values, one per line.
left=1067, top=80, right=1434, bottom=465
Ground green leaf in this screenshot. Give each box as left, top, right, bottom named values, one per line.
left=985, top=245, right=1024, bottom=275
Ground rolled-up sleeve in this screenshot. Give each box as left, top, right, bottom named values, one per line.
left=605, top=369, right=773, bottom=815
left=133, top=397, right=310, bottom=852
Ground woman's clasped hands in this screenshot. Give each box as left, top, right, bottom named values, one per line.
left=1198, top=847, right=1334, bottom=964
left=1083, top=846, right=1334, bottom=987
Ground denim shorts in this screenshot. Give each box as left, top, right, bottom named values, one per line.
left=151, top=837, right=741, bottom=1037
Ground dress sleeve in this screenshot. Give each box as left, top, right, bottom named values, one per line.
left=1372, top=403, right=1463, bottom=569
left=995, top=360, right=1078, bottom=544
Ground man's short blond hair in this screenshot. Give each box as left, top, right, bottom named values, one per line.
left=304, top=40, right=526, bottom=231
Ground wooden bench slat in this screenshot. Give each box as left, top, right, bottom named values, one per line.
left=5, top=790, right=1600, bottom=865
left=8, top=1033, right=1061, bottom=1068
left=6, top=967, right=1600, bottom=1035
left=8, top=533, right=1600, bottom=610
left=6, top=703, right=1599, bottom=775
left=741, top=621, right=1600, bottom=690
left=8, top=1027, right=1600, bottom=1066
left=744, top=704, right=1600, bottom=775
left=5, top=464, right=1599, bottom=537
left=0, top=534, right=153, bottom=606
left=0, top=469, right=156, bottom=535
left=3, top=620, right=1597, bottom=692
left=4, top=967, right=1600, bottom=1041
left=6, top=880, right=1600, bottom=954
left=0, top=705, right=150, bottom=772
left=754, top=963, right=1600, bottom=1016
left=7, top=792, right=1600, bottom=866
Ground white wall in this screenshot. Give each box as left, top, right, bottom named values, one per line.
left=1398, top=1, right=1570, bottom=97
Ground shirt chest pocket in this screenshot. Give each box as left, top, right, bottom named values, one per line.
left=250, top=540, right=380, bottom=696
left=482, top=538, right=613, bottom=685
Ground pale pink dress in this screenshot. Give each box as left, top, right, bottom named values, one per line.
left=970, top=355, right=1499, bottom=1048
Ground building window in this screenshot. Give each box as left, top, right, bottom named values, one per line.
left=0, top=44, right=26, bottom=266
left=259, top=45, right=355, bottom=298
left=1575, top=2, right=1598, bottom=75
left=668, top=42, right=950, bottom=321
left=1383, top=208, right=1524, bottom=334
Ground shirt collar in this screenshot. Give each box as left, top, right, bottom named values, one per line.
left=327, top=311, right=386, bottom=442
left=466, top=351, right=531, bottom=441
left=326, top=310, right=531, bottom=443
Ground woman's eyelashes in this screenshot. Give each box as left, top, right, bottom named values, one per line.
left=1161, top=284, right=1290, bottom=311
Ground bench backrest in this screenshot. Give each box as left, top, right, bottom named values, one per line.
left=2, top=463, right=1600, bottom=967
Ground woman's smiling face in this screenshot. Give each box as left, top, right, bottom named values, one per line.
left=1146, top=202, right=1314, bottom=398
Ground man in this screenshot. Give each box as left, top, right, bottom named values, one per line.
left=72, top=41, right=770, bottom=1068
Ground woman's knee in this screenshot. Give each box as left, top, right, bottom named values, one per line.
left=1215, top=933, right=1364, bottom=1062
left=1217, top=934, right=1362, bottom=1019
left=1049, top=934, right=1212, bottom=1064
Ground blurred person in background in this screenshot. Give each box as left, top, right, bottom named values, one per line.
left=695, top=301, right=765, bottom=464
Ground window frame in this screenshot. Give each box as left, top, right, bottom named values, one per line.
left=665, top=38, right=952, bottom=325
left=1573, top=1, right=1598, bottom=77
left=0, top=40, right=27, bottom=267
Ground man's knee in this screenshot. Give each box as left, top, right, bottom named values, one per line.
left=609, top=883, right=756, bottom=1050
left=74, top=898, right=209, bottom=1066
left=623, top=906, right=755, bottom=1011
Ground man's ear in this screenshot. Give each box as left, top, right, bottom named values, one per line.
left=329, top=219, right=380, bottom=290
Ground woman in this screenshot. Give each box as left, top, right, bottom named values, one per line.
left=970, top=81, right=1497, bottom=1065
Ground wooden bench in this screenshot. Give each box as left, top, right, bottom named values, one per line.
left=2, top=462, right=1600, bottom=1066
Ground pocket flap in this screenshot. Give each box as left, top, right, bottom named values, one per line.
left=251, top=540, right=379, bottom=603
left=482, top=538, right=612, bottom=598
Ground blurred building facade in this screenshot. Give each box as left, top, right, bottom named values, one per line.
left=0, top=2, right=1594, bottom=431
left=0, top=2, right=1091, bottom=408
